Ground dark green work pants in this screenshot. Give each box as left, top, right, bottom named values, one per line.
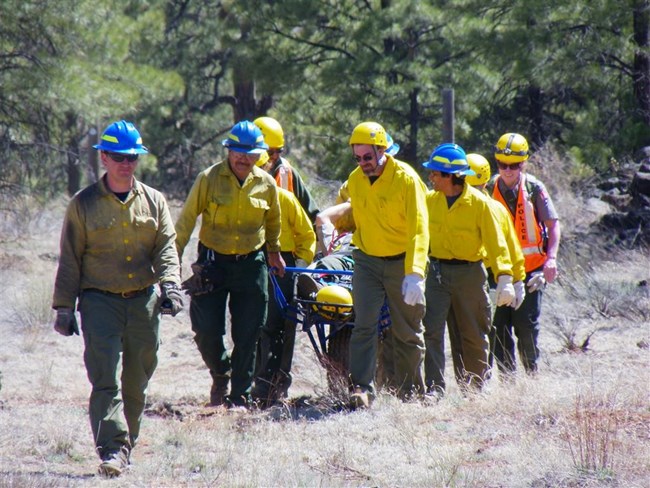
left=79, top=287, right=159, bottom=458
left=349, top=250, right=425, bottom=397
left=190, top=249, right=268, bottom=406
left=491, top=268, right=543, bottom=374
left=423, top=260, right=492, bottom=392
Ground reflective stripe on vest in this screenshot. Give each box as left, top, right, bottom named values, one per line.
left=274, top=160, right=294, bottom=193
left=492, top=174, right=546, bottom=272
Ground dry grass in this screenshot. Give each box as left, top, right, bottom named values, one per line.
left=1, top=149, right=649, bottom=487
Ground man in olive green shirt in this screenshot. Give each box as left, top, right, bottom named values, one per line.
left=52, top=120, right=182, bottom=478
left=175, top=120, right=285, bottom=409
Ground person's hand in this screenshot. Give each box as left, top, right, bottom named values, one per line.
left=268, top=251, right=286, bottom=277
left=495, top=275, right=515, bottom=307
left=53, top=308, right=79, bottom=336
left=402, top=273, right=425, bottom=306
left=527, top=271, right=546, bottom=292
left=543, top=257, right=558, bottom=283
left=295, top=258, right=309, bottom=269
left=160, top=282, right=184, bottom=316
left=511, top=281, right=526, bottom=310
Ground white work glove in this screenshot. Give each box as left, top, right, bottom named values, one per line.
left=495, top=275, right=516, bottom=307
left=511, top=281, right=525, bottom=310
left=402, top=273, right=425, bottom=306
left=295, top=258, right=309, bottom=269
left=527, top=271, right=546, bottom=293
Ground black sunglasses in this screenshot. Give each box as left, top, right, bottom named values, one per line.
left=106, top=152, right=139, bottom=163
left=354, top=154, right=374, bottom=163
left=497, top=162, right=522, bottom=170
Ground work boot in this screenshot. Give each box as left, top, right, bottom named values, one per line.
left=98, top=447, right=129, bottom=478
left=350, top=387, right=373, bottom=410
left=209, top=373, right=230, bottom=406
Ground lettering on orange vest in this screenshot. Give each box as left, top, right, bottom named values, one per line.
left=492, top=174, right=546, bottom=272
left=274, top=161, right=294, bottom=193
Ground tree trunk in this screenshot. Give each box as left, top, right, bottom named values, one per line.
left=633, top=0, right=650, bottom=126
left=527, top=84, right=546, bottom=148
left=65, top=112, right=80, bottom=196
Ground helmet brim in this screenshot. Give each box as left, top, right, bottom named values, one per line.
left=222, top=139, right=269, bottom=154
left=422, top=160, right=475, bottom=175
left=93, top=144, right=149, bottom=154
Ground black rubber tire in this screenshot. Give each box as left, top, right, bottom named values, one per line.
left=325, top=325, right=352, bottom=395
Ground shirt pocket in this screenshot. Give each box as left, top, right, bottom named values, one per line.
left=87, top=218, right=118, bottom=254
left=248, top=197, right=270, bottom=225
left=134, top=215, right=158, bottom=247
left=208, top=195, right=231, bottom=227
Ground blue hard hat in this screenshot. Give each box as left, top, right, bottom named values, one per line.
left=386, top=133, right=400, bottom=156
left=222, top=120, right=269, bottom=154
left=93, top=120, right=149, bottom=154
left=422, top=143, right=474, bottom=175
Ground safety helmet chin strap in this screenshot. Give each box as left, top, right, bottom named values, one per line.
left=373, top=146, right=386, bottom=170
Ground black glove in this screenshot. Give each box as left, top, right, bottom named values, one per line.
left=160, top=282, right=184, bottom=316
left=53, top=308, right=79, bottom=336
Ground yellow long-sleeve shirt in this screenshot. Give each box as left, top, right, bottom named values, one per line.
left=277, top=187, right=316, bottom=263
left=427, top=184, right=513, bottom=278
left=346, top=155, right=429, bottom=277
left=52, top=176, right=180, bottom=309
left=484, top=198, right=526, bottom=282
left=175, top=160, right=282, bottom=258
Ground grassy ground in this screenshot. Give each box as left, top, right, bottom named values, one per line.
left=0, top=154, right=649, bottom=487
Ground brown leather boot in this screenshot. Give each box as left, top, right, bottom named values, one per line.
left=209, top=373, right=229, bottom=406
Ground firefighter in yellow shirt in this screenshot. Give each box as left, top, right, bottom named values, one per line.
left=253, top=151, right=316, bottom=406
left=345, top=122, right=429, bottom=409
left=465, top=153, right=527, bottom=374
left=175, top=121, right=285, bottom=409
left=423, top=143, right=514, bottom=394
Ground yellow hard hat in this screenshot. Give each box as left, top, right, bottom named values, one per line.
left=313, top=285, right=353, bottom=320
left=256, top=150, right=269, bottom=167
left=349, top=122, right=388, bottom=148
left=254, top=116, right=284, bottom=149
left=494, top=133, right=529, bottom=164
left=465, top=153, right=492, bottom=186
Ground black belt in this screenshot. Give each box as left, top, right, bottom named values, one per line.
left=433, top=258, right=478, bottom=265
left=212, top=249, right=261, bottom=262
left=378, top=252, right=406, bottom=261
left=84, top=286, right=153, bottom=299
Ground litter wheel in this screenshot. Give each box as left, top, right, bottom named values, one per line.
left=325, top=326, right=352, bottom=395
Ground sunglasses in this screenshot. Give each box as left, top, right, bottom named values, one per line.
left=354, top=154, right=374, bottom=163
left=267, top=149, right=283, bottom=156
left=497, top=162, right=522, bottom=170
left=106, top=152, right=139, bottom=163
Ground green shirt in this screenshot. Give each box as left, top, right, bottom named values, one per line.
left=52, top=175, right=180, bottom=309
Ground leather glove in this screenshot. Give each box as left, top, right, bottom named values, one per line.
left=53, top=308, right=79, bottom=336
left=495, top=275, right=516, bottom=307
left=527, top=271, right=546, bottom=293
left=512, top=281, right=526, bottom=310
left=401, top=273, right=425, bottom=306
left=160, top=282, right=184, bottom=316
left=295, top=258, right=309, bottom=269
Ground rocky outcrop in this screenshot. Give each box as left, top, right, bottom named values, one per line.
left=596, top=147, right=650, bottom=247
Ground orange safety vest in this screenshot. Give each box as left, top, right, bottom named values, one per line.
left=273, top=160, right=294, bottom=193
left=492, top=174, right=546, bottom=272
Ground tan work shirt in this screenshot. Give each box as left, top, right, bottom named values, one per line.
left=175, top=160, right=282, bottom=258
left=52, top=176, right=180, bottom=309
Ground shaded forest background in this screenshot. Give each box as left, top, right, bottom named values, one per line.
left=1, top=0, right=649, bottom=200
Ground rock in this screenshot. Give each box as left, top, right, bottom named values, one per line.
left=631, top=171, right=650, bottom=199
